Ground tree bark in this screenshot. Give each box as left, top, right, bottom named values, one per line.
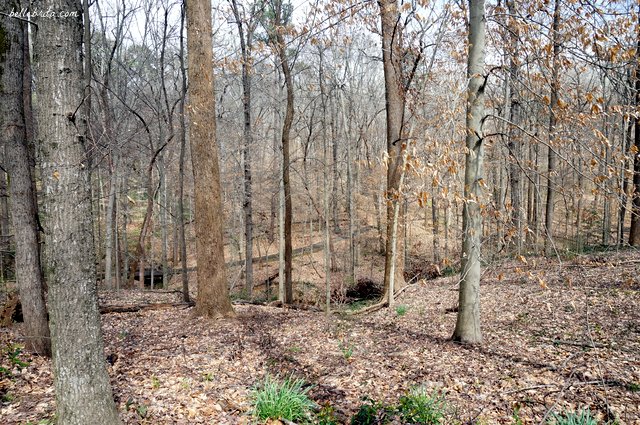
left=1, top=3, right=51, bottom=356
left=266, top=3, right=295, bottom=304
left=629, top=3, right=640, bottom=245
left=230, top=0, right=255, bottom=299
left=544, top=0, right=561, bottom=255
left=453, top=0, right=485, bottom=345
left=379, top=0, right=407, bottom=302
left=32, top=0, right=121, bottom=421
left=185, top=0, right=235, bottom=318
left=505, top=0, right=523, bottom=253
left=177, top=2, right=190, bottom=302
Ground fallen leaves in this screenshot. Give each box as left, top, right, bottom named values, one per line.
left=2, top=251, right=640, bottom=423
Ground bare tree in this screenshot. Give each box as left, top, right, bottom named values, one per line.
left=186, top=0, right=235, bottom=317
left=32, top=0, right=121, bottom=420
left=453, top=0, right=485, bottom=345
left=1, top=2, right=51, bottom=356
left=544, top=0, right=561, bottom=255
left=230, top=0, right=257, bottom=298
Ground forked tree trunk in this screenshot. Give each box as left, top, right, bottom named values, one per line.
left=1, top=8, right=51, bottom=356
left=32, top=0, right=120, bottom=420
left=453, top=0, right=485, bottom=345
left=185, top=0, right=234, bottom=318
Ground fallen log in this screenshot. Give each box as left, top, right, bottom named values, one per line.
left=99, top=302, right=194, bottom=314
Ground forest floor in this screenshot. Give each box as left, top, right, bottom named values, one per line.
left=1, top=249, right=639, bottom=424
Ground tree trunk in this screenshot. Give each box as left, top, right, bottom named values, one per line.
left=629, top=4, right=640, bottom=245
left=618, top=117, right=632, bottom=245
left=379, top=0, right=407, bottom=302
left=177, top=2, right=190, bottom=302
left=272, top=17, right=295, bottom=304
left=32, top=0, right=121, bottom=420
left=1, top=7, right=51, bottom=356
left=453, top=0, right=485, bottom=345
left=231, top=0, right=255, bottom=299
left=0, top=150, right=9, bottom=282
left=103, top=153, right=118, bottom=290
left=432, top=197, right=440, bottom=263
left=185, top=0, right=234, bottom=318
left=544, top=0, right=561, bottom=255
left=506, top=0, right=523, bottom=253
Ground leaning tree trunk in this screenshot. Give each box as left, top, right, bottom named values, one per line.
left=186, top=0, right=235, bottom=318
left=32, top=0, right=121, bottom=421
left=453, top=0, right=486, bottom=345
left=1, top=6, right=51, bottom=356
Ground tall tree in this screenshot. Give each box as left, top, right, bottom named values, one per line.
left=379, top=0, right=407, bottom=304
left=544, top=0, right=561, bottom=255
left=261, top=0, right=295, bottom=304
left=1, top=0, right=51, bottom=356
left=177, top=1, right=190, bottom=302
left=505, top=0, right=523, bottom=253
left=186, top=0, right=235, bottom=317
left=230, top=0, right=256, bottom=298
left=629, top=2, right=640, bottom=246
left=453, top=0, right=485, bottom=345
left=32, top=0, right=121, bottom=421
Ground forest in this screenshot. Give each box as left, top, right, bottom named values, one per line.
left=0, top=0, right=639, bottom=423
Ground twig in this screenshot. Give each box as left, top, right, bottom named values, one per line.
left=542, top=338, right=608, bottom=349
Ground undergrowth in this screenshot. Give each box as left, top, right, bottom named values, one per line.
left=250, top=375, right=315, bottom=422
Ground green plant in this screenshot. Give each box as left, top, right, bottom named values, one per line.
left=288, top=345, right=302, bottom=353
left=351, top=397, right=392, bottom=425
left=136, top=403, right=148, bottom=418
left=339, top=340, right=354, bottom=360
left=2, top=392, right=15, bottom=402
left=395, top=305, right=408, bottom=316
left=180, top=377, right=191, bottom=389
left=250, top=375, right=315, bottom=422
left=1, top=343, right=29, bottom=377
left=6, top=344, right=29, bottom=368
left=512, top=406, right=524, bottom=425
left=202, top=371, right=214, bottom=382
left=317, top=402, right=340, bottom=425
left=151, top=375, right=160, bottom=389
left=397, top=387, right=446, bottom=424
left=547, top=408, right=597, bottom=425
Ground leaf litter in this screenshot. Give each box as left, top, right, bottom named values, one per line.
left=1, top=250, right=639, bottom=424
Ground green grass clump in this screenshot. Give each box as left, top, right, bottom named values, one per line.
left=547, top=408, right=597, bottom=425
left=395, top=305, right=408, bottom=316
left=397, top=387, right=446, bottom=424
left=250, top=375, right=315, bottom=422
